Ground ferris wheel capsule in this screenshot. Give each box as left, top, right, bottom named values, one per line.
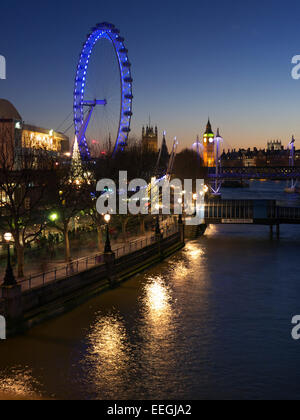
left=73, top=23, right=133, bottom=159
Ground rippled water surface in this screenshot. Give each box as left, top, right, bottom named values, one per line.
left=1, top=181, right=300, bottom=400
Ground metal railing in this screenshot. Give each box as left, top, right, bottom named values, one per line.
left=208, top=166, right=300, bottom=180
left=277, top=206, right=300, bottom=220
left=18, top=224, right=178, bottom=292
left=205, top=200, right=255, bottom=220
left=204, top=200, right=300, bottom=222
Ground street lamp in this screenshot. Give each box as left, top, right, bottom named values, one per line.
left=2, top=232, right=16, bottom=286
left=49, top=212, right=58, bottom=222
left=177, top=198, right=183, bottom=224
left=104, top=214, right=112, bottom=253
left=4, top=232, right=12, bottom=242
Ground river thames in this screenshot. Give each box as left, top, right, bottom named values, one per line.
left=1, top=180, right=300, bottom=400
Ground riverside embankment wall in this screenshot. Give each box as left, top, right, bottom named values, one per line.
left=1, top=231, right=184, bottom=335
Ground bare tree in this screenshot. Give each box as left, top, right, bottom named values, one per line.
left=47, top=160, right=92, bottom=262
left=87, top=205, right=105, bottom=252
left=0, top=125, right=52, bottom=277
left=173, top=148, right=206, bottom=183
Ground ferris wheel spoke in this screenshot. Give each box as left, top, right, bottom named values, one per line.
left=74, top=22, right=132, bottom=158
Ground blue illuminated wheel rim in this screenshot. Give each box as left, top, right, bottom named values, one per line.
left=74, top=22, right=133, bottom=159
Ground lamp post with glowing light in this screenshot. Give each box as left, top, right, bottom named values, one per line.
left=49, top=212, right=58, bottom=223
left=103, top=214, right=117, bottom=288
left=213, top=128, right=223, bottom=195
left=178, top=196, right=183, bottom=225
left=177, top=195, right=186, bottom=244
left=155, top=214, right=164, bottom=259
left=104, top=214, right=112, bottom=253
left=2, top=233, right=16, bottom=286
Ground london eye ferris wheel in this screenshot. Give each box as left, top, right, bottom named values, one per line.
left=73, top=22, right=133, bottom=159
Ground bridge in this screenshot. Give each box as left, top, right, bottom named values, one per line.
left=204, top=199, right=300, bottom=224
left=194, top=199, right=300, bottom=237
left=207, top=166, right=300, bottom=181
left=200, top=198, right=300, bottom=234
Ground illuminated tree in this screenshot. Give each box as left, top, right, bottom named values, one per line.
left=0, top=125, right=51, bottom=277
left=47, top=163, right=92, bottom=262
left=70, top=136, right=84, bottom=182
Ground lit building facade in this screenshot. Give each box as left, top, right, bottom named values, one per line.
left=142, top=125, right=158, bottom=152
left=21, top=125, right=69, bottom=153
left=221, top=147, right=292, bottom=167
left=203, top=119, right=215, bottom=167
left=267, top=140, right=282, bottom=151
left=0, top=99, right=69, bottom=167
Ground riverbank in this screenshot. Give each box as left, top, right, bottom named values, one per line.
left=1, top=181, right=300, bottom=400
left=0, top=226, right=185, bottom=337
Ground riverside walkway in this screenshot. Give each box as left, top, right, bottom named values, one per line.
left=16, top=224, right=178, bottom=292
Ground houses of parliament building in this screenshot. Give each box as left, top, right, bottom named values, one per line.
left=142, top=124, right=158, bottom=152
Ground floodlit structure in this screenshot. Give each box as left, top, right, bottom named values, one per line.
left=285, top=136, right=297, bottom=193
left=74, top=22, right=133, bottom=159
left=0, top=99, right=69, bottom=166
left=211, top=128, right=223, bottom=195
left=203, top=119, right=215, bottom=167
left=142, top=124, right=158, bottom=153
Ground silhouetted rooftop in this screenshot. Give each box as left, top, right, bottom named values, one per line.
left=0, top=99, right=22, bottom=120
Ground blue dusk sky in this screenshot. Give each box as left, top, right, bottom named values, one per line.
left=1, top=0, right=300, bottom=151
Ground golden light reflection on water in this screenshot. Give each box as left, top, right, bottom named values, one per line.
left=84, top=314, right=130, bottom=394
left=147, top=280, right=170, bottom=312
left=0, top=367, right=41, bottom=400
left=185, top=242, right=205, bottom=261
left=134, top=276, right=179, bottom=391
left=142, top=277, right=174, bottom=340
left=205, top=224, right=218, bottom=236
left=169, top=243, right=204, bottom=285
left=172, top=261, right=189, bottom=280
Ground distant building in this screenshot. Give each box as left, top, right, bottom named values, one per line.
left=0, top=99, right=69, bottom=166
left=221, top=146, right=292, bottom=167
left=203, top=119, right=215, bottom=167
left=160, top=132, right=169, bottom=163
left=267, top=140, right=282, bottom=151
left=156, top=131, right=169, bottom=174
left=142, top=124, right=158, bottom=152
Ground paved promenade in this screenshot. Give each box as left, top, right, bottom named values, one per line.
left=3, top=220, right=176, bottom=292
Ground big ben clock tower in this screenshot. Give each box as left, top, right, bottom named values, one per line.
left=203, top=119, right=215, bottom=167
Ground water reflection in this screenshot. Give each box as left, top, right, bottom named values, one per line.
left=184, top=241, right=205, bottom=261
left=142, top=276, right=174, bottom=339
left=205, top=224, right=218, bottom=236
left=1, top=181, right=300, bottom=399
left=84, top=313, right=130, bottom=398
left=0, top=367, right=41, bottom=400
left=171, top=261, right=190, bottom=282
